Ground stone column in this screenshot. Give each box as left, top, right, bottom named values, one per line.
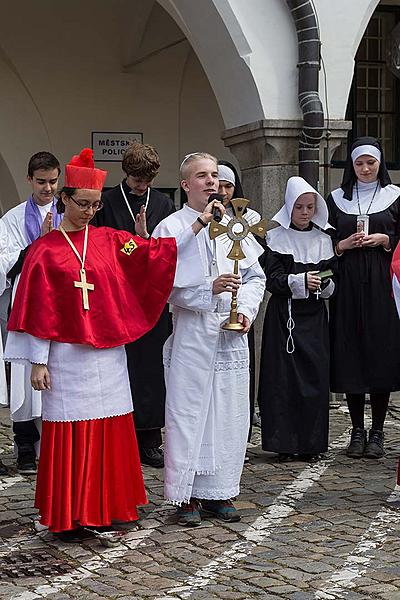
left=221, top=118, right=352, bottom=216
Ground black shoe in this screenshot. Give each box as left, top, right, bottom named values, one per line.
left=346, top=428, right=367, bottom=459
left=54, top=527, right=92, bottom=543
left=17, top=453, right=37, bottom=474
left=278, top=453, right=296, bottom=463
left=140, top=446, right=164, bottom=468
left=0, top=458, right=8, bottom=476
left=364, top=429, right=384, bottom=459
left=297, top=453, right=321, bottom=463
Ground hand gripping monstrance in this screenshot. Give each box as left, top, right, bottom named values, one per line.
left=209, top=198, right=267, bottom=331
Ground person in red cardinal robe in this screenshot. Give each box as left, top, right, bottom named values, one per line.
left=5, top=148, right=224, bottom=542
left=390, top=248, right=400, bottom=487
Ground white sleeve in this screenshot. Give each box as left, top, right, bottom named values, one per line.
left=4, top=332, right=50, bottom=365
left=0, top=221, right=20, bottom=294
left=0, top=223, right=9, bottom=296
left=393, top=274, right=400, bottom=318
left=168, top=279, right=218, bottom=312
left=288, top=273, right=309, bottom=299
left=1, top=211, right=27, bottom=254
left=237, top=261, right=266, bottom=322
left=173, top=226, right=207, bottom=288
left=320, top=278, right=335, bottom=299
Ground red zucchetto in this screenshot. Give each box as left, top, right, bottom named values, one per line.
left=65, top=148, right=107, bottom=190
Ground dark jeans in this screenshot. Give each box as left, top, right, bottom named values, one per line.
left=13, top=420, right=40, bottom=456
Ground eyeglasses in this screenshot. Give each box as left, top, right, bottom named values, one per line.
left=68, top=196, right=103, bottom=212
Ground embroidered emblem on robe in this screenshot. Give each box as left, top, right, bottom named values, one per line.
left=121, top=239, right=138, bottom=255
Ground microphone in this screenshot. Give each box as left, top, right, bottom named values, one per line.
left=208, top=193, right=224, bottom=223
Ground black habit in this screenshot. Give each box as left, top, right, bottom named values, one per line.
left=327, top=190, right=400, bottom=394
left=258, top=225, right=336, bottom=455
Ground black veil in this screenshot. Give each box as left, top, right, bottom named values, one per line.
left=341, top=136, right=392, bottom=200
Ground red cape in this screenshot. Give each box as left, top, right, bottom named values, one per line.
left=391, top=242, right=400, bottom=281
left=8, top=226, right=177, bottom=348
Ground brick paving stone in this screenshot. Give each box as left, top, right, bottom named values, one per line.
left=218, top=593, right=262, bottom=600
left=79, top=578, right=120, bottom=596
left=187, top=592, right=219, bottom=599
left=73, top=592, right=107, bottom=600
left=0, top=402, right=400, bottom=600
left=360, top=583, right=400, bottom=594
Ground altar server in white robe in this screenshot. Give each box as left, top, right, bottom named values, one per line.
left=153, top=152, right=266, bottom=526
left=0, top=151, right=61, bottom=473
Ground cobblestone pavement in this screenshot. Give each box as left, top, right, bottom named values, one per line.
left=0, top=399, right=399, bottom=600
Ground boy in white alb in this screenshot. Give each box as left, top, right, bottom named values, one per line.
left=1, top=152, right=61, bottom=473
left=153, top=153, right=265, bottom=525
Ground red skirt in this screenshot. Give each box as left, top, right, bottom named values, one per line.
left=35, top=413, right=147, bottom=532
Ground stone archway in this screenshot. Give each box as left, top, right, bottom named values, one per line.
left=0, top=45, right=51, bottom=211
left=157, top=0, right=265, bottom=128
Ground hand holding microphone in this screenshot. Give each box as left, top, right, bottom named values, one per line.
left=208, top=193, right=225, bottom=222
left=199, top=194, right=226, bottom=227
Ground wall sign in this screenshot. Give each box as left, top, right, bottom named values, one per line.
left=92, top=132, right=143, bottom=162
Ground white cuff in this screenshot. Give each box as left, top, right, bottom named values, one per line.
left=5, top=332, right=50, bottom=365
left=288, top=273, right=309, bottom=299
left=320, top=279, right=335, bottom=299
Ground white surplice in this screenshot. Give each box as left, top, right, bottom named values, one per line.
left=1, top=201, right=55, bottom=420
left=4, top=225, right=204, bottom=423
left=4, top=335, right=133, bottom=422
left=153, top=204, right=266, bottom=504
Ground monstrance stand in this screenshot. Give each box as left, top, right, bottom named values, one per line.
left=209, top=198, right=267, bottom=331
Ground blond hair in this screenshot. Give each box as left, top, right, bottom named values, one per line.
left=180, top=152, right=218, bottom=179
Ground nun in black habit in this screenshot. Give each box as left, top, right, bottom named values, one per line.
left=258, top=177, right=336, bottom=462
left=327, top=137, right=400, bottom=460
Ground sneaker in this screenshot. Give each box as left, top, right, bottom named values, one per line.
left=139, top=447, right=164, bottom=468
left=346, top=428, right=367, bottom=459
left=177, top=499, right=201, bottom=527
left=17, top=453, right=37, bottom=474
left=201, top=499, right=241, bottom=522
left=364, top=429, right=384, bottom=459
left=0, top=458, right=8, bottom=476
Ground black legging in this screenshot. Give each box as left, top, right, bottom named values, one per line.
left=346, top=393, right=390, bottom=431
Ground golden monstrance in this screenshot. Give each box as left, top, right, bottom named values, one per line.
left=209, top=198, right=267, bottom=331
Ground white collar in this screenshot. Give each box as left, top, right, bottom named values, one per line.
left=331, top=182, right=400, bottom=215
left=267, top=226, right=334, bottom=264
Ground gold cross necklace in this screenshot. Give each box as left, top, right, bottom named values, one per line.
left=59, top=224, right=94, bottom=310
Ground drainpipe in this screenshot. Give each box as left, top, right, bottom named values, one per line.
left=286, top=0, right=324, bottom=188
